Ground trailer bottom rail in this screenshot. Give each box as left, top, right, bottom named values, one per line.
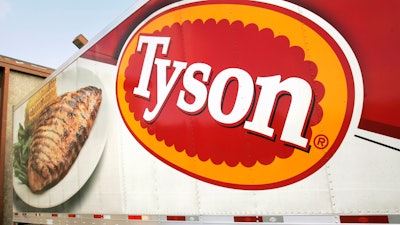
left=13, top=213, right=400, bottom=225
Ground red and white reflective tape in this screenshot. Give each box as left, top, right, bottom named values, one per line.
left=127, top=215, right=142, bottom=220
left=234, top=216, right=264, bottom=222
left=340, top=215, right=389, bottom=223
left=12, top=213, right=400, bottom=224
left=93, top=214, right=104, bottom=219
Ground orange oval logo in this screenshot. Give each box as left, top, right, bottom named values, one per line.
left=116, top=1, right=363, bottom=189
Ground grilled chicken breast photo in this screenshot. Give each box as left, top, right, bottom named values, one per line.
left=27, top=86, right=102, bottom=193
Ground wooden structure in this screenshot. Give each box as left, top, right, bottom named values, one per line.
left=0, top=55, right=53, bottom=224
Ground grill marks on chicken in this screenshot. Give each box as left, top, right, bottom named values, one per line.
left=27, top=86, right=102, bottom=192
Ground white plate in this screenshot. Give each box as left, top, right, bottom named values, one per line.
left=13, top=66, right=109, bottom=208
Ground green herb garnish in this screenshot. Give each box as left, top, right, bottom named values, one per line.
left=13, top=123, right=33, bottom=185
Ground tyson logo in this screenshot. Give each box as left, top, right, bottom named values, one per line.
left=116, top=0, right=363, bottom=189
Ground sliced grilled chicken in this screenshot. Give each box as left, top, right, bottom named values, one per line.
left=27, top=86, right=102, bottom=192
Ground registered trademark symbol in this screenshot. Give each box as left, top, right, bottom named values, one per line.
left=314, top=134, right=329, bottom=149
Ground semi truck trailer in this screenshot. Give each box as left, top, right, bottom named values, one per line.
left=11, top=0, right=400, bottom=224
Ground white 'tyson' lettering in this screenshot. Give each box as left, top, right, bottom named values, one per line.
left=133, top=35, right=313, bottom=148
